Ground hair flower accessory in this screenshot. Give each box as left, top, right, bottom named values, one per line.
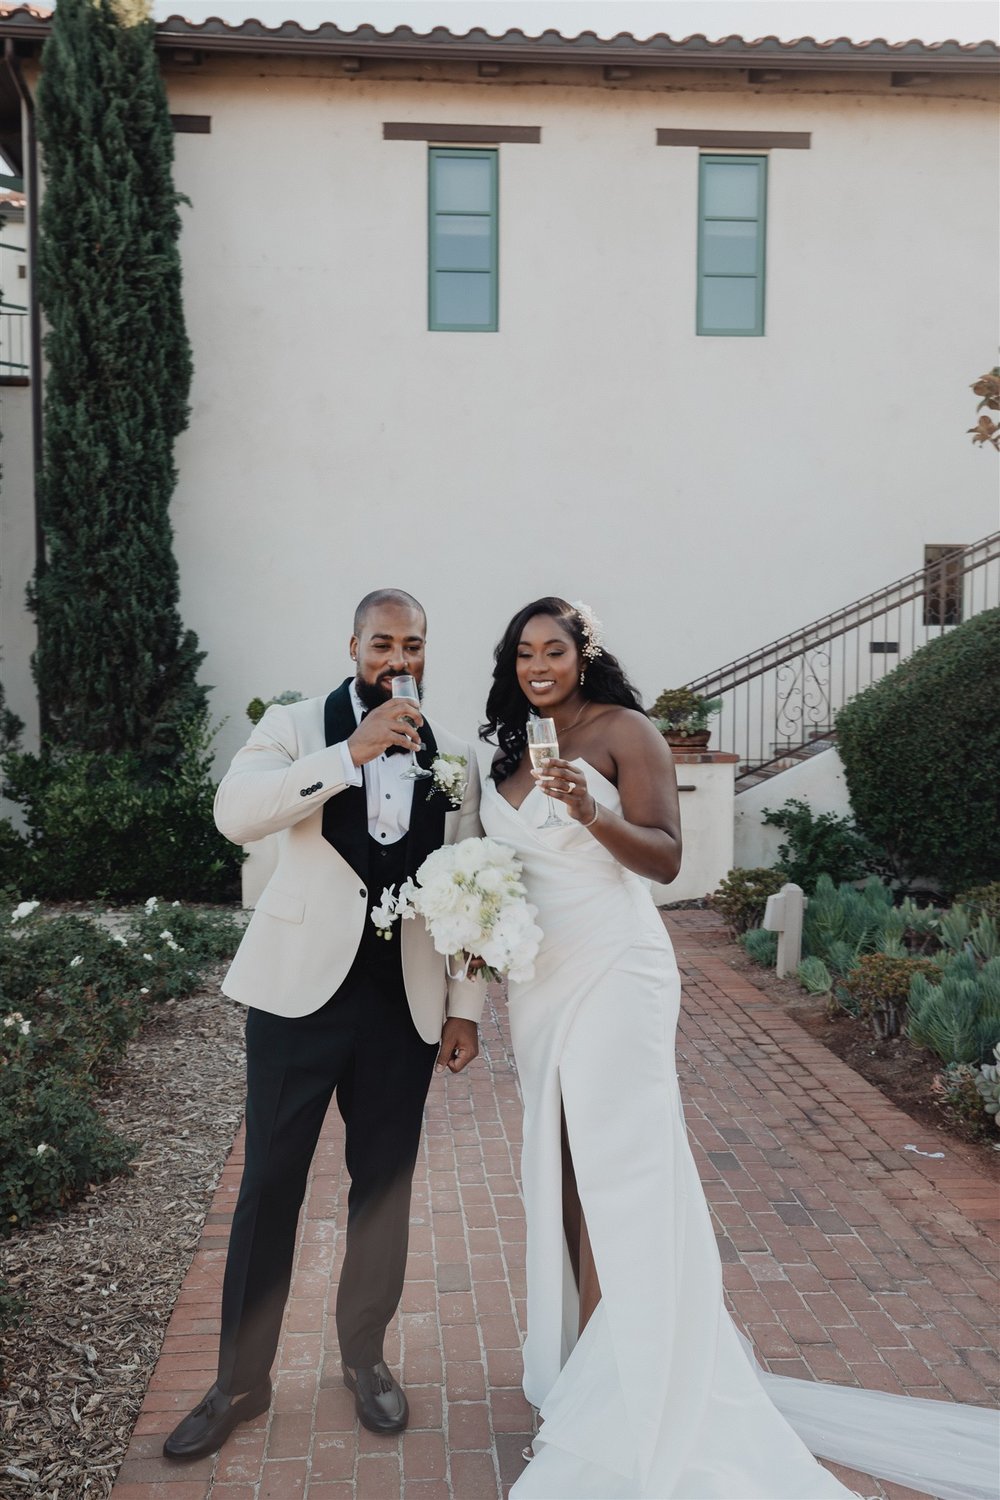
left=571, top=600, right=604, bottom=660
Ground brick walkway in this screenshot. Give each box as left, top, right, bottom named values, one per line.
left=112, top=913, right=999, bottom=1500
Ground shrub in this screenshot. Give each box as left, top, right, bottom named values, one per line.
left=801, top=875, right=894, bottom=977
left=934, top=1064, right=993, bottom=1137
left=712, top=867, right=787, bottom=935
left=954, top=882, right=1000, bottom=925
left=797, top=960, right=839, bottom=996
left=740, top=928, right=778, bottom=965
left=836, top=609, right=1000, bottom=897
left=246, top=690, right=304, bottom=726
left=760, top=798, right=874, bottom=892
left=1, top=718, right=242, bottom=902
left=842, top=952, right=938, bottom=1040
left=797, top=956, right=833, bottom=995
left=0, top=898, right=242, bottom=1234
left=974, top=1043, right=1000, bottom=1127
left=906, top=954, right=1000, bottom=1066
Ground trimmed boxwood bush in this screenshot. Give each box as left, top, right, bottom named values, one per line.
left=836, top=609, right=1000, bottom=897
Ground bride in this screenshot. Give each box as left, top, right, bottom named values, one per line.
left=478, top=596, right=998, bottom=1500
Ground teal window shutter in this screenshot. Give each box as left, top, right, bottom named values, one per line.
left=429, top=148, right=498, bottom=332
left=697, top=154, right=767, bottom=336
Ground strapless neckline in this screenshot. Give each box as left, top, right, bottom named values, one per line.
left=490, top=757, right=618, bottom=817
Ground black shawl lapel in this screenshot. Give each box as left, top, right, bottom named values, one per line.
left=321, top=679, right=368, bottom=882
left=406, top=719, right=448, bottom=879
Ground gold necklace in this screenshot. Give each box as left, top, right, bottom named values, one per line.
left=553, top=700, right=590, bottom=738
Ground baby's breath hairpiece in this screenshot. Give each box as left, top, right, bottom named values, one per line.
left=570, top=600, right=604, bottom=661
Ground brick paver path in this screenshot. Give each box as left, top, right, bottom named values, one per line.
left=112, top=913, right=999, bottom=1500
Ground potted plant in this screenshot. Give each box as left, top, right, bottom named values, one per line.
left=649, top=687, right=722, bottom=750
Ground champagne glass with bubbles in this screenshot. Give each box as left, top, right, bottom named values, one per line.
left=527, top=718, right=562, bottom=828
left=391, top=675, right=432, bottom=779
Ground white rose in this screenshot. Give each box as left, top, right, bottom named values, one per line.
left=11, top=900, right=40, bottom=922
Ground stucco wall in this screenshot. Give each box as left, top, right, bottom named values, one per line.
left=734, top=747, right=854, bottom=870
left=159, top=67, right=997, bottom=766
left=4, top=64, right=998, bottom=777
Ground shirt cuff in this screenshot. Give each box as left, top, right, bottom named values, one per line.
left=339, top=740, right=363, bottom=787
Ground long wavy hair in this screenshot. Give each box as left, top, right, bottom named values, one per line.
left=481, top=597, right=645, bottom=784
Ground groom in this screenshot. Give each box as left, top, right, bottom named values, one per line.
left=164, top=589, right=484, bottom=1460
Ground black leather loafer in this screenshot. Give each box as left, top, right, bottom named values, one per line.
left=162, top=1379, right=271, bottom=1459
left=343, top=1361, right=409, bottom=1434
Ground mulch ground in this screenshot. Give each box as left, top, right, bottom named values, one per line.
left=0, top=974, right=247, bottom=1500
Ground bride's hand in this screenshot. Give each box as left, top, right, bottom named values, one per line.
left=532, top=757, right=597, bottom=824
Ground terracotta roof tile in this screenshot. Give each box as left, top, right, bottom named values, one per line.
left=0, top=8, right=993, bottom=69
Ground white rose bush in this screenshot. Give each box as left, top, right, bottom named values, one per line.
left=372, top=836, right=542, bottom=982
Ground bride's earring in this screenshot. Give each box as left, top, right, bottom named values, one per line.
left=579, top=669, right=586, bottom=686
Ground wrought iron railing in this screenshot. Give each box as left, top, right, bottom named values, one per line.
left=0, top=235, right=29, bottom=373
left=0, top=301, right=28, bottom=372
left=686, top=531, right=1000, bottom=787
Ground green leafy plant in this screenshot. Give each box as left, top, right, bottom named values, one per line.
left=1, top=717, right=242, bottom=901
left=801, top=875, right=895, bottom=977
left=246, top=690, right=304, bottom=726
left=974, top=1043, right=1000, bottom=1128
left=842, top=952, right=939, bottom=1040
left=649, top=688, right=722, bottom=736
left=906, top=954, right=1000, bottom=1066
left=760, top=798, right=875, bottom=893
left=797, top=956, right=833, bottom=995
left=933, top=1063, right=993, bottom=1137
left=836, top=610, right=1000, bottom=897
left=740, top=928, right=778, bottom=966
left=712, top=867, right=787, bottom=936
left=954, top=882, right=1000, bottom=925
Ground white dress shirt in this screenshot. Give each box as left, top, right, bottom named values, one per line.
left=337, top=679, right=416, bottom=845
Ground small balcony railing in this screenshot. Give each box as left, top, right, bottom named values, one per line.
left=0, top=300, right=28, bottom=373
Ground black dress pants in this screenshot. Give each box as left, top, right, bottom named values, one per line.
left=217, top=936, right=437, bottom=1393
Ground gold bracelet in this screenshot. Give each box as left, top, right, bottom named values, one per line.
left=580, top=800, right=600, bottom=828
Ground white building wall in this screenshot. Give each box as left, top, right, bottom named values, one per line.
left=164, top=68, right=998, bottom=767
left=6, top=64, right=998, bottom=775
left=734, top=747, right=854, bottom=870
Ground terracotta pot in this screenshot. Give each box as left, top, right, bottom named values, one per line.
left=663, top=729, right=711, bottom=750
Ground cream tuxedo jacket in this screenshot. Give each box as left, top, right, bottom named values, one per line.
left=215, top=684, right=485, bottom=1042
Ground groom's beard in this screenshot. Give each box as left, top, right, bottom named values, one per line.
left=354, top=672, right=426, bottom=713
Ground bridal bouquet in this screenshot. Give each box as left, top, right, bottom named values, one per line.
left=371, top=837, right=542, bottom=983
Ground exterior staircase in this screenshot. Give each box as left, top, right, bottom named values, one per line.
left=685, top=532, right=1000, bottom=791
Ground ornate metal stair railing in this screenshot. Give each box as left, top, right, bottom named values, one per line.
left=686, top=531, right=1000, bottom=788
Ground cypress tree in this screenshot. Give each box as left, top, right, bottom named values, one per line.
left=33, top=0, right=205, bottom=766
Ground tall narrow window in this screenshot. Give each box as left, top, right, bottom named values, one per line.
left=923, top=544, right=965, bottom=626
left=697, top=154, right=767, bottom=336
left=428, top=148, right=498, bottom=332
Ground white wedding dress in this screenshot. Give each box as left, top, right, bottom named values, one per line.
left=481, top=761, right=998, bottom=1500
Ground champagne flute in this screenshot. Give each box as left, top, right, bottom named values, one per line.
left=527, top=718, right=563, bottom=828
left=391, top=674, right=432, bottom=780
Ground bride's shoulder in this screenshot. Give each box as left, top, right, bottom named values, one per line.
left=605, top=706, right=674, bottom=762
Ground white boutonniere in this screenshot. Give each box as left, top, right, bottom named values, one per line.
left=431, top=753, right=467, bottom=809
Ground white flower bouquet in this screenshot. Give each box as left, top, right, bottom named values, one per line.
left=371, top=836, right=542, bottom=983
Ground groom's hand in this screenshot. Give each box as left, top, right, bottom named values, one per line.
left=348, top=700, right=424, bottom=765
left=436, top=1017, right=479, bottom=1074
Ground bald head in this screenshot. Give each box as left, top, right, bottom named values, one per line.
left=353, top=589, right=426, bottom=637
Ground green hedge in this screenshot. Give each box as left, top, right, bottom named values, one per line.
left=1, top=720, right=242, bottom=902
left=836, top=610, right=1000, bottom=897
